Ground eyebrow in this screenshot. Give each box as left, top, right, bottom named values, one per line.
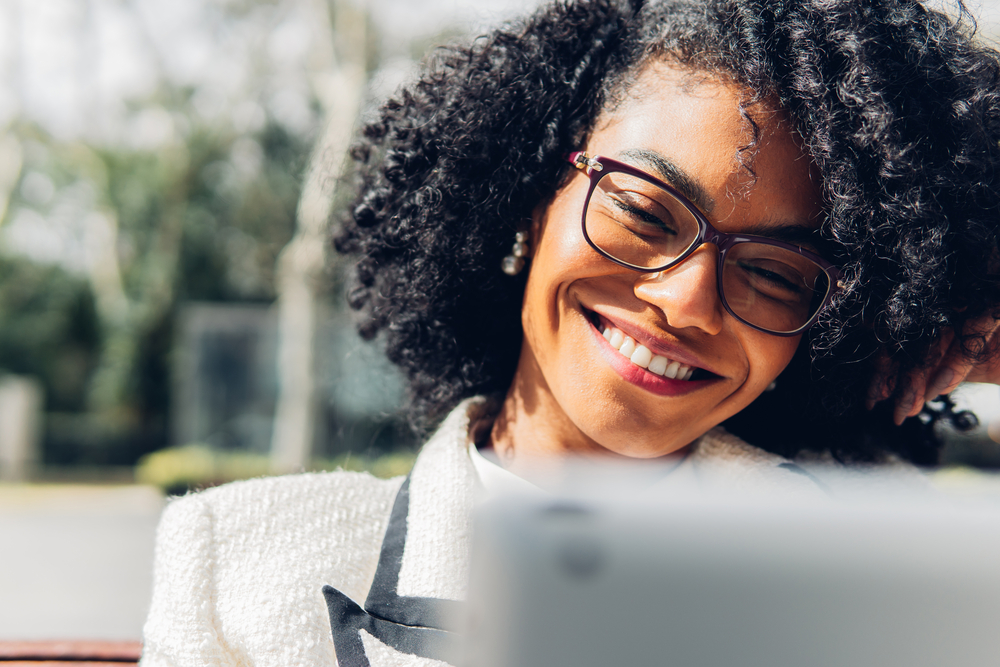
left=616, top=147, right=827, bottom=254
left=616, top=148, right=716, bottom=214
left=738, top=221, right=826, bottom=254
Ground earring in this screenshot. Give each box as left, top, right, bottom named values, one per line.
left=501, top=231, right=530, bottom=276
left=766, top=381, right=777, bottom=392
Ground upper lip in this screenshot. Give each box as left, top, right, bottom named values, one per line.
left=589, top=307, right=723, bottom=377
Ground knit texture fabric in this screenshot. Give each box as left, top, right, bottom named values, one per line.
left=141, top=397, right=916, bottom=666
left=140, top=471, right=402, bottom=667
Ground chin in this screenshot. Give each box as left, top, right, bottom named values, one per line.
left=577, top=417, right=699, bottom=460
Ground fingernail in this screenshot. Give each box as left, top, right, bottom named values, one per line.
left=894, top=388, right=918, bottom=425
left=926, top=368, right=957, bottom=399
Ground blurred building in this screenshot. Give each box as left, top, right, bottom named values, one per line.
left=173, top=301, right=411, bottom=459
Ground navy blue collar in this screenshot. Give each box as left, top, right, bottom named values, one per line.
left=323, top=476, right=462, bottom=666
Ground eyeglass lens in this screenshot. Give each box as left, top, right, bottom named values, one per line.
left=585, top=171, right=830, bottom=334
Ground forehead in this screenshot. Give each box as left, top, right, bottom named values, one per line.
left=588, top=60, right=822, bottom=231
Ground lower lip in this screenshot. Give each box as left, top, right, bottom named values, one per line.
left=588, top=318, right=712, bottom=397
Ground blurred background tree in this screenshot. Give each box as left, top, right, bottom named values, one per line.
left=1, top=107, right=309, bottom=467
left=0, top=0, right=328, bottom=472
left=0, top=0, right=541, bottom=484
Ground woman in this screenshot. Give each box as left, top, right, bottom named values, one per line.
left=141, top=0, right=1000, bottom=665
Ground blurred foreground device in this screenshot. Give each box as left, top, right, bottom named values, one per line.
left=463, top=492, right=1000, bottom=667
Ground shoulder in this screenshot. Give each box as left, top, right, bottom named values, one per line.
left=156, top=470, right=403, bottom=553
left=143, top=471, right=405, bottom=667
left=792, top=449, right=932, bottom=498
left=160, top=470, right=404, bottom=593
left=687, top=426, right=931, bottom=499
left=166, top=469, right=404, bottom=531
left=693, top=426, right=793, bottom=468
left=683, top=427, right=836, bottom=498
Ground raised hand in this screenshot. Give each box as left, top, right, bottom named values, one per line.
left=867, top=313, right=1000, bottom=425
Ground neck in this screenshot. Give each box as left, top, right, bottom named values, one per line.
left=489, top=344, right=638, bottom=485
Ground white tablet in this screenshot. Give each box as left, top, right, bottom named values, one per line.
left=463, top=490, right=1000, bottom=667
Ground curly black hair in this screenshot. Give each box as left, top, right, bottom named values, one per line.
left=334, top=0, right=1000, bottom=464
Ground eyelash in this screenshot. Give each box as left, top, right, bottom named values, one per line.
left=611, top=198, right=678, bottom=235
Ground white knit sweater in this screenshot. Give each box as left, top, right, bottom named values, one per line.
left=141, top=398, right=875, bottom=667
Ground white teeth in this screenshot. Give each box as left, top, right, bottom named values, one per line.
left=600, top=325, right=699, bottom=381
left=630, top=345, right=652, bottom=369
left=609, top=330, right=625, bottom=350
left=648, top=355, right=668, bottom=375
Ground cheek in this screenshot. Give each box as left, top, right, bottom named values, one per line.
left=530, top=197, right=591, bottom=270
left=519, top=196, right=609, bottom=374
left=745, top=334, right=801, bottom=389
left=519, top=233, right=582, bottom=351
left=522, top=193, right=595, bottom=318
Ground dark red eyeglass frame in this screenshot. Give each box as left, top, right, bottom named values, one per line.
left=567, top=151, right=844, bottom=337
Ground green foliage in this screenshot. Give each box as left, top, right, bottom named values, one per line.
left=176, top=122, right=307, bottom=302
left=0, top=0, right=393, bottom=471
left=0, top=105, right=312, bottom=465
left=135, top=444, right=270, bottom=493
left=135, top=444, right=415, bottom=495
left=94, top=120, right=307, bottom=308
left=0, top=256, right=99, bottom=411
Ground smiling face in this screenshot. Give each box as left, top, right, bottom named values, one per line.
left=490, top=61, right=825, bottom=470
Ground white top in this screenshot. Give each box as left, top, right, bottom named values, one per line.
left=467, top=441, right=542, bottom=497
left=467, top=439, right=692, bottom=499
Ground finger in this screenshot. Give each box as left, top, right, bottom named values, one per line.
left=894, top=373, right=927, bottom=426
left=894, top=338, right=949, bottom=423
left=865, top=379, right=883, bottom=411
left=964, top=315, right=1000, bottom=383
left=923, top=330, right=962, bottom=401
left=926, top=317, right=1000, bottom=396
left=925, top=357, right=975, bottom=400
left=924, top=365, right=962, bottom=401
left=866, top=354, right=895, bottom=410
left=909, top=369, right=932, bottom=417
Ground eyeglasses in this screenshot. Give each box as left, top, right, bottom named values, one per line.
left=569, top=152, right=842, bottom=336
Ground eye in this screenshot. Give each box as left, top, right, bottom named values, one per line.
left=608, top=192, right=679, bottom=237
left=737, top=259, right=807, bottom=296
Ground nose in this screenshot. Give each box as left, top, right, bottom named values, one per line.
left=633, top=245, right=725, bottom=336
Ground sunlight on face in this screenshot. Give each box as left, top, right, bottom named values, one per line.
left=498, top=60, right=824, bottom=469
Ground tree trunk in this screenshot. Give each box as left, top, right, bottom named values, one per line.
left=270, top=0, right=367, bottom=473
